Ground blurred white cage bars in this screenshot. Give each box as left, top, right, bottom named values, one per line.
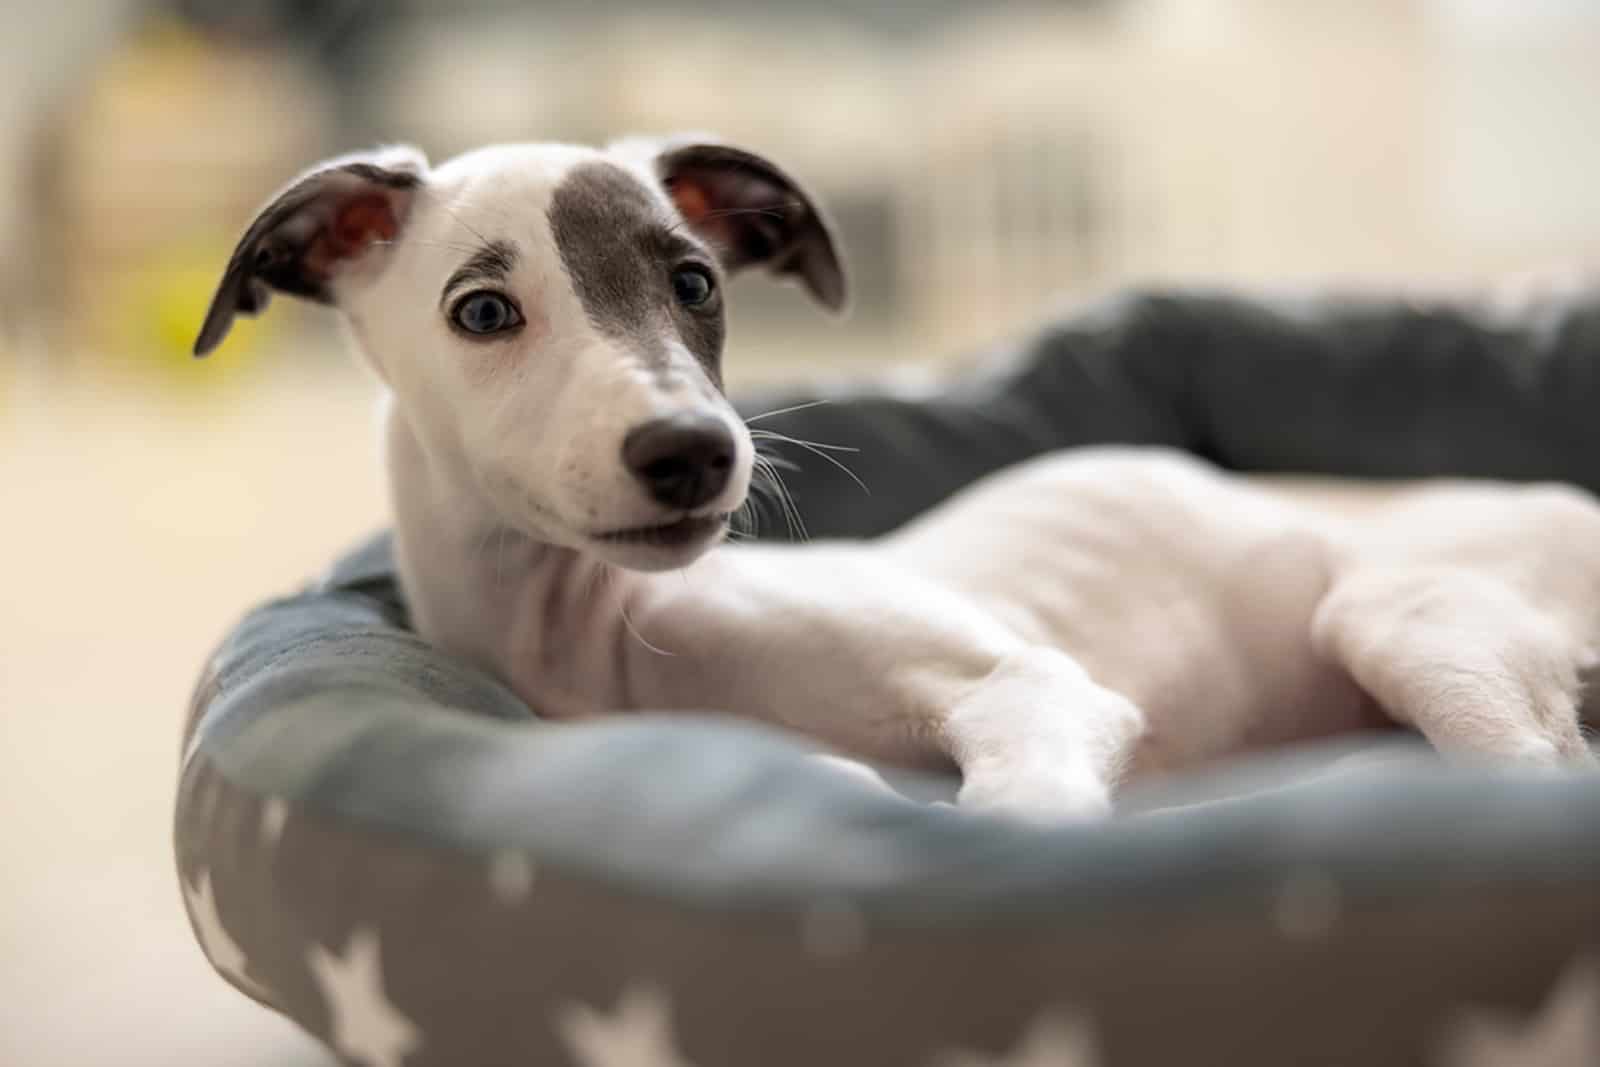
left=9, top=0, right=1600, bottom=376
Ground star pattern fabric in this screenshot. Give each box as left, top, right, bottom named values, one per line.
left=933, top=1008, right=1100, bottom=1067
left=259, top=795, right=290, bottom=846
left=307, top=926, right=421, bottom=1067
left=182, top=869, right=275, bottom=1005
left=1438, top=955, right=1600, bottom=1067
left=556, top=984, right=699, bottom=1067
left=488, top=849, right=537, bottom=903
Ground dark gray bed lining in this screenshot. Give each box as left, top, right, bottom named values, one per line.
left=737, top=287, right=1600, bottom=538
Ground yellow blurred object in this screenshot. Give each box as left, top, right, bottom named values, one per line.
left=104, top=242, right=285, bottom=388
left=51, top=18, right=331, bottom=388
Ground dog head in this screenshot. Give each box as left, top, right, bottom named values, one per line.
left=194, top=137, right=845, bottom=570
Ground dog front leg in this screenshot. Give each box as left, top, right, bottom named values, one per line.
left=940, top=647, right=1147, bottom=822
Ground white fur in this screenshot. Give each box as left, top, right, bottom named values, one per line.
left=284, top=140, right=1600, bottom=821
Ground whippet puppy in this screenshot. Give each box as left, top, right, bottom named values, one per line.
left=195, top=137, right=1600, bottom=819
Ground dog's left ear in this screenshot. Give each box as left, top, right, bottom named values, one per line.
left=193, top=145, right=429, bottom=357
left=626, top=137, right=848, bottom=313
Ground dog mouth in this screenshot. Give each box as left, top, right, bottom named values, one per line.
left=592, top=513, right=730, bottom=549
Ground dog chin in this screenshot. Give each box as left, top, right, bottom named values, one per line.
left=586, top=513, right=730, bottom=571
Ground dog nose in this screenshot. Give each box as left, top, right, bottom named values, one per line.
left=622, top=414, right=736, bottom=510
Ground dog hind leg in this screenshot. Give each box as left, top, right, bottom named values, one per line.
left=1311, top=566, right=1594, bottom=766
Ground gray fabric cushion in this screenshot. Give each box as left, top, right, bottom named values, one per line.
left=177, top=287, right=1600, bottom=1067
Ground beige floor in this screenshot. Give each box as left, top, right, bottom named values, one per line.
left=0, top=331, right=890, bottom=1066
left=1, top=359, right=386, bottom=1066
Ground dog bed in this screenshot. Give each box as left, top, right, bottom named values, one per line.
left=179, top=287, right=1600, bottom=1067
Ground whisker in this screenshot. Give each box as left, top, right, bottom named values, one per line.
left=754, top=449, right=802, bottom=474
left=751, top=430, right=871, bottom=496
left=789, top=442, right=870, bottom=496
left=372, top=237, right=482, bottom=255
left=618, top=597, right=675, bottom=657
left=585, top=563, right=673, bottom=657
left=747, top=459, right=786, bottom=539
left=730, top=496, right=761, bottom=539
left=743, top=398, right=832, bottom=425
left=414, top=185, right=496, bottom=248
left=753, top=453, right=808, bottom=542
left=749, top=429, right=860, bottom=454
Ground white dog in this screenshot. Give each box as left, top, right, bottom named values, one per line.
left=195, top=137, right=1600, bottom=820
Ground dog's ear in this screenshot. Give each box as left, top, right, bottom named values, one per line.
left=623, top=136, right=847, bottom=313
left=193, top=146, right=429, bottom=357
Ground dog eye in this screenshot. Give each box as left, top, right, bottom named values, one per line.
left=671, top=265, right=715, bottom=308
left=451, top=291, right=523, bottom=336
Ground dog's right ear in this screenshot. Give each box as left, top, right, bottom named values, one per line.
left=193, top=146, right=428, bottom=357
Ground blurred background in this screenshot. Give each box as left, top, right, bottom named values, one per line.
left=3, top=1, right=1600, bottom=1063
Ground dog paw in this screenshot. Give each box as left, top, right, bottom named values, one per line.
left=1498, top=736, right=1566, bottom=767
left=1505, top=727, right=1600, bottom=768
left=1456, top=733, right=1597, bottom=771
left=956, top=766, right=1113, bottom=823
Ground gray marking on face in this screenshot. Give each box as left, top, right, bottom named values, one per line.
left=546, top=161, right=725, bottom=387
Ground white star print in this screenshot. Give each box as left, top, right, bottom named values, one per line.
left=488, top=849, right=537, bottom=903
left=556, top=984, right=698, bottom=1067
left=182, top=869, right=276, bottom=1006
left=1437, top=955, right=1600, bottom=1067
left=259, top=795, right=289, bottom=846
left=307, top=927, right=421, bottom=1067
left=932, top=1008, right=1100, bottom=1067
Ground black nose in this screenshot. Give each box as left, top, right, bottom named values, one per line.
left=622, top=414, right=736, bottom=510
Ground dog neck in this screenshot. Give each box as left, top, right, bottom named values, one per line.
left=382, top=400, right=662, bottom=719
